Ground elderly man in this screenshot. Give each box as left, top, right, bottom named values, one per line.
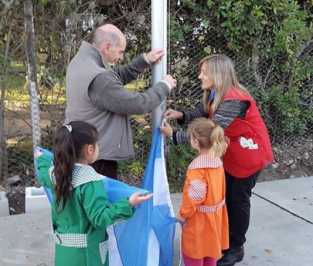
left=65, top=24, right=176, bottom=178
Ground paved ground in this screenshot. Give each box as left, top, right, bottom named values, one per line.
left=0, top=176, right=312, bottom=266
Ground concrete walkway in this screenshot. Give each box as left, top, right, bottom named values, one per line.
left=0, top=177, right=312, bottom=266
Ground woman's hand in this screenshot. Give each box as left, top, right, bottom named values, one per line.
left=163, top=109, right=183, bottom=120
left=129, top=192, right=153, bottom=206
left=160, top=121, right=173, bottom=137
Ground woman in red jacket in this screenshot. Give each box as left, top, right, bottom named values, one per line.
left=161, top=54, right=273, bottom=266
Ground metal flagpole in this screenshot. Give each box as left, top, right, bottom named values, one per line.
left=151, top=0, right=167, bottom=130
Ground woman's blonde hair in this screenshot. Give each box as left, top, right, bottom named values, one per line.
left=199, top=54, right=250, bottom=115
left=187, top=118, right=228, bottom=158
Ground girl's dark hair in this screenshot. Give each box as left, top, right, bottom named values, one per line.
left=53, top=121, right=98, bottom=207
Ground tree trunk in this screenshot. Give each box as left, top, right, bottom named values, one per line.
left=251, top=43, right=263, bottom=89
left=24, top=0, right=41, bottom=155
left=0, top=20, right=12, bottom=183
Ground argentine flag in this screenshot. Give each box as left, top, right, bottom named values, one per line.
left=34, top=128, right=176, bottom=266
left=109, top=128, right=176, bottom=266
left=34, top=148, right=148, bottom=205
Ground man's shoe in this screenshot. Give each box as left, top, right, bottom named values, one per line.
left=217, top=246, right=244, bottom=266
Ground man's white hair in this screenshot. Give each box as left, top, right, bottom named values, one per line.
left=93, top=28, right=121, bottom=48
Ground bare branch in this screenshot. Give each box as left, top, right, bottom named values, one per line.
left=262, top=63, right=274, bottom=90
left=296, top=39, right=313, bottom=59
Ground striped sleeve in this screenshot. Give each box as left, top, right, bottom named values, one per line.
left=213, top=100, right=249, bottom=128
left=173, top=130, right=189, bottom=145
left=178, top=102, right=208, bottom=125
left=173, top=100, right=249, bottom=144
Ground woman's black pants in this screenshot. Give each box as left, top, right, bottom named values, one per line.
left=225, top=171, right=259, bottom=248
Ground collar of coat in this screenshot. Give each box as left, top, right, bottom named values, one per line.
left=72, top=164, right=104, bottom=188
left=79, top=41, right=111, bottom=69
left=188, top=154, right=223, bottom=170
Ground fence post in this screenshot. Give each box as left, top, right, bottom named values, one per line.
left=24, top=0, right=41, bottom=153
left=151, top=0, right=167, bottom=130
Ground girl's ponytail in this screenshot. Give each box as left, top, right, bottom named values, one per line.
left=187, top=118, right=228, bottom=158
left=53, top=125, right=76, bottom=206
left=210, top=124, right=228, bottom=158
left=52, top=121, right=98, bottom=208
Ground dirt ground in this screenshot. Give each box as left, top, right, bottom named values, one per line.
left=258, top=138, right=313, bottom=182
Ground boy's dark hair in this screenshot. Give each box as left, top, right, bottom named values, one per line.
left=53, top=121, right=98, bottom=207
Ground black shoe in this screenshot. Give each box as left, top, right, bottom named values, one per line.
left=217, top=246, right=244, bottom=266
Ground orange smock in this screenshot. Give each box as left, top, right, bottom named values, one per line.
left=179, top=154, right=229, bottom=259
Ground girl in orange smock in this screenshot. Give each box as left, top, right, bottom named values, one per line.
left=177, top=118, right=229, bottom=266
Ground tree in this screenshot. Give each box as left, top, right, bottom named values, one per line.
left=0, top=0, right=16, bottom=182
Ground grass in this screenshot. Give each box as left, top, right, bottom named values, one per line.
left=125, top=80, right=148, bottom=91
left=4, top=72, right=147, bottom=108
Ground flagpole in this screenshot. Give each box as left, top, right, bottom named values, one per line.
left=151, top=0, right=167, bottom=130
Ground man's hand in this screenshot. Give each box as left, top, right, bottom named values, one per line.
left=162, top=75, right=177, bottom=91
left=145, top=49, right=165, bottom=64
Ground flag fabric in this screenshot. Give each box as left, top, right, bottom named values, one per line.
left=34, top=147, right=147, bottom=205
left=34, top=128, right=176, bottom=266
left=110, top=128, right=176, bottom=266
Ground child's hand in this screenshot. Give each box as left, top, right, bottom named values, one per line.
left=34, top=147, right=43, bottom=158
left=129, top=192, right=153, bottom=206
left=160, top=121, right=173, bottom=137
left=176, top=214, right=186, bottom=224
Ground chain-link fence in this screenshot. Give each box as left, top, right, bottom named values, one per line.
left=1, top=1, right=313, bottom=192
left=167, top=2, right=313, bottom=185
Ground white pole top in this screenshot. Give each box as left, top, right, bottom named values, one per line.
left=151, top=0, right=167, bottom=130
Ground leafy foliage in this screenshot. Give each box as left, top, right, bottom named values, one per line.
left=1, top=0, right=313, bottom=187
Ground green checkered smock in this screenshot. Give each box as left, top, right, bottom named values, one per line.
left=36, top=154, right=134, bottom=266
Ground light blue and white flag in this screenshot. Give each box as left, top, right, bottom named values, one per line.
left=109, top=128, right=176, bottom=266
left=33, top=147, right=147, bottom=205
left=34, top=128, right=176, bottom=266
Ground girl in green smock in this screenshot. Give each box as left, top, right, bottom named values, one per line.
left=35, top=121, right=152, bottom=266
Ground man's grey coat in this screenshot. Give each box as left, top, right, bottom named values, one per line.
left=65, top=41, right=170, bottom=160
